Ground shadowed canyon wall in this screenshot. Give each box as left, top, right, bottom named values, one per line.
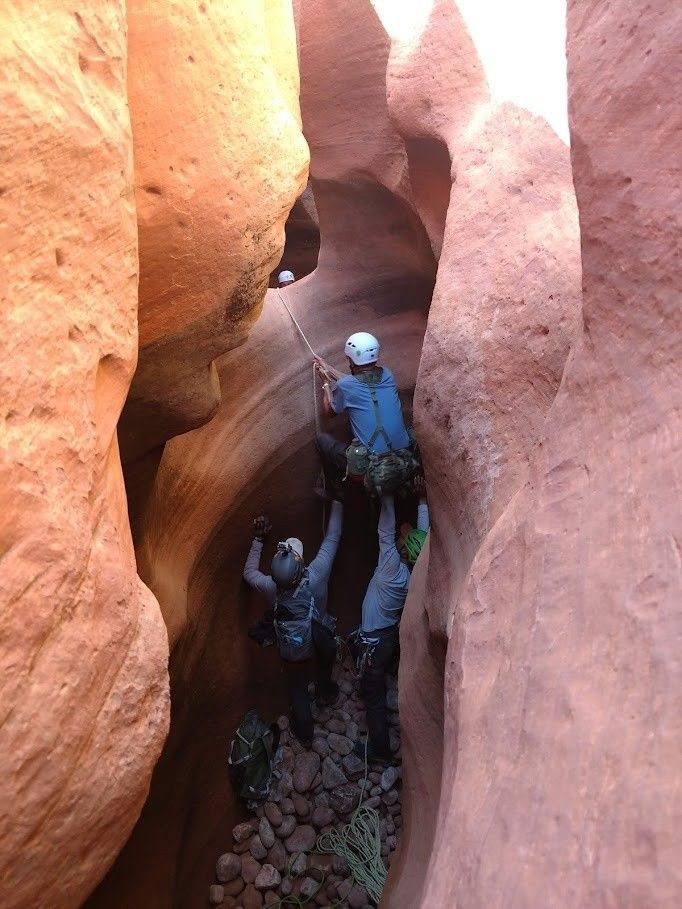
left=0, top=5, right=169, bottom=908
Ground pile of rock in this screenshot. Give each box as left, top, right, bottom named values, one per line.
left=207, top=666, right=402, bottom=907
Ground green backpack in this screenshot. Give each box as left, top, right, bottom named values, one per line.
left=349, top=370, right=420, bottom=496
left=228, top=710, right=276, bottom=801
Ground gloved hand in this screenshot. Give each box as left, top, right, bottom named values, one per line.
left=253, top=515, right=272, bottom=541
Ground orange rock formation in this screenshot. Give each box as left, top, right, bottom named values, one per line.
left=0, top=4, right=168, bottom=907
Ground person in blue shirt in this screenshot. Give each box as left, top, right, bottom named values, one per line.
left=315, top=331, right=411, bottom=486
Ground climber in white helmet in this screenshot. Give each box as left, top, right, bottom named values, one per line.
left=314, top=331, right=416, bottom=495
left=278, top=269, right=295, bottom=287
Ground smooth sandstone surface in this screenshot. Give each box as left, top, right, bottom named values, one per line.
left=91, top=3, right=435, bottom=904
left=119, top=0, right=309, bottom=459
left=0, top=5, right=169, bottom=908
left=394, top=1, right=681, bottom=907
left=374, top=3, right=582, bottom=904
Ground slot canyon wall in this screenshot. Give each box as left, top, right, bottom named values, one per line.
left=392, top=1, right=682, bottom=908
left=2, top=1, right=679, bottom=908
left=1, top=1, right=308, bottom=908
left=0, top=5, right=169, bottom=908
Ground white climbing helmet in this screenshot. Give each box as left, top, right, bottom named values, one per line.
left=284, top=537, right=304, bottom=559
left=278, top=270, right=295, bottom=286
left=345, top=331, right=380, bottom=366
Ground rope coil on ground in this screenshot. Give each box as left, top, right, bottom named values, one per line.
left=316, top=806, right=386, bottom=905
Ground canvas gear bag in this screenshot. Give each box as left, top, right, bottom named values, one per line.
left=274, top=571, right=316, bottom=661
left=228, top=710, right=276, bottom=800
left=349, top=370, right=419, bottom=496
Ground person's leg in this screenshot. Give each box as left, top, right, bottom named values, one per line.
left=316, top=432, right=347, bottom=470
left=316, top=432, right=347, bottom=493
left=359, top=628, right=398, bottom=760
left=283, top=660, right=314, bottom=744
left=312, top=620, right=338, bottom=703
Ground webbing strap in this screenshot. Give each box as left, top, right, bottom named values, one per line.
left=357, top=370, right=393, bottom=452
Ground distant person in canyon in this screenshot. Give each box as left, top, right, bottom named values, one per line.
left=277, top=268, right=295, bottom=287
left=243, top=501, right=343, bottom=745
left=315, top=331, right=418, bottom=496
left=352, top=476, right=429, bottom=764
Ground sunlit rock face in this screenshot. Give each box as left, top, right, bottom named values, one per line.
left=0, top=4, right=169, bottom=908
left=118, top=0, right=309, bottom=461
left=390, top=1, right=681, bottom=907
left=361, top=3, right=583, bottom=904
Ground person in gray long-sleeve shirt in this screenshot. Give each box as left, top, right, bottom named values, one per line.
left=353, top=484, right=429, bottom=764
left=243, top=500, right=343, bottom=619
left=243, top=501, right=344, bottom=744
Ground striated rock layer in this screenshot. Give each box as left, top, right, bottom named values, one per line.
left=119, top=0, right=309, bottom=460
left=395, top=1, right=681, bottom=907
left=0, top=4, right=169, bottom=908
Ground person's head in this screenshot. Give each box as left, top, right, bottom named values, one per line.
left=345, top=331, right=380, bottom=373
left=397, top=526, right=427, bottom=567
left=278, top=269, right=295, bottom=288
left=271, top=540, right=304, bottom=589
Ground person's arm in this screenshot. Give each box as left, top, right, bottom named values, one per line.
left=243, top=517, right=277, bottom=606
left=417, top=499, right=430, bottom=532
left=376, top=495, right=401, bottom=573
left=307, top=500, right=343, bottom=585
left=322, top=379, right=335, bottom=417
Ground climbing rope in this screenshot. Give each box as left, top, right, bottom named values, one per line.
left=277, top=287, right=342, bottom=534
left=315, top=738, right=387, bottom=905
left=276, top=289, right=341, bottom=381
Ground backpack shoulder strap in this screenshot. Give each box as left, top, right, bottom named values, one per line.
left=356, top=369, right=393, bottom=452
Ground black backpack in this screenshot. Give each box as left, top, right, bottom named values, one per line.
left=228, top=710, right=276, bottom=801
left=274, top=572, right=315, bottom=662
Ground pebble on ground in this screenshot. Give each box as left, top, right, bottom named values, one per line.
left=208, top=662, right=402, bottom=907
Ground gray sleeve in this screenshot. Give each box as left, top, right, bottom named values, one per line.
left=376, top=495, right=401, bottom=574
left=243, top=539, right=277, bottom=606
left=307, top=501, right=343, bottom=587
left=417, top=502, right=430, bottom=532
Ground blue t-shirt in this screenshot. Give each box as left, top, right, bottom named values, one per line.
left=331, top=367, right=410, bottom=454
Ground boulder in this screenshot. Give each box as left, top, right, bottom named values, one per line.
left=321, top=757, right=347, bottom=790
left=254, top=864, right=281, bottom=892
left=258, top=818, right=275, bottom=850
left=284, top=824, right=317, bottom=854
left=293, top=752, right=320, bottom=794
left=327, top=734, right=353, bottom=756
left=216, top=852, right=241, bottom=883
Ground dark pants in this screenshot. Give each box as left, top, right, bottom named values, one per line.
left=360, top=624, right=400, bottom=760
left=316, top=432, right=347, bottom=487
left=283, top=620, right=338, bottom=744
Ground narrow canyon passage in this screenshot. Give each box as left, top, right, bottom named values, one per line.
left=2, top=2, right=678, bottom=909
left=90, top=1, right=583, bottom=906
left=90, top=302, right=430, bottom=908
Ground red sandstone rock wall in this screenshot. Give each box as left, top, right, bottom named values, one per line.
left=395, top=1, right=681, bottom=906
left=0, top=5, right=169, bottom=907
left=119, top=0, right=309, bottom=460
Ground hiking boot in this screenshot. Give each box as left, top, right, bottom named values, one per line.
left=315, top=680, right=340, bottom=707
left=352, top=739, right=393, bottom=767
